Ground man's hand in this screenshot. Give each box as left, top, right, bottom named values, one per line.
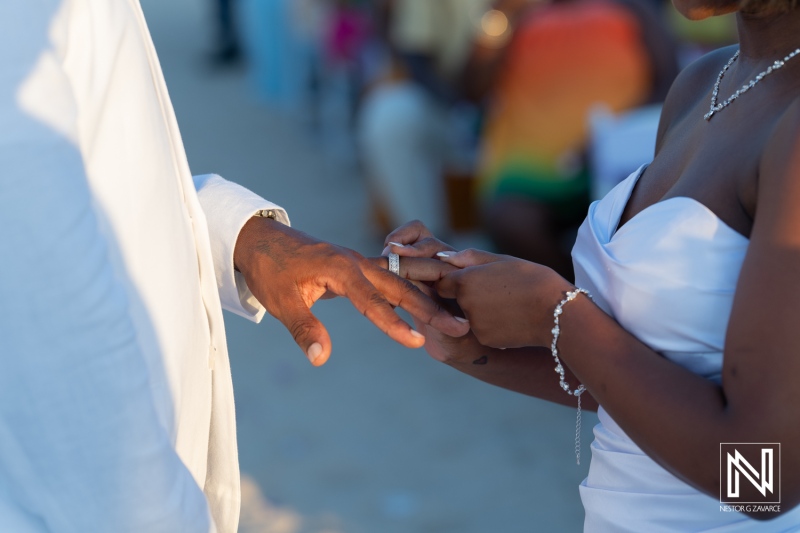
left=233, top=217, right=470, bottom=366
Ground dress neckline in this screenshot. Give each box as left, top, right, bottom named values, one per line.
left=609, top=165, right=749, bottom=242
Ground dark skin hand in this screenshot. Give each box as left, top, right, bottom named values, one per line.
left=233, top=216, right=469, bottom=366
left=388, top=3, right=800, bottom=519
left=381, top=222, right=598, bottom=411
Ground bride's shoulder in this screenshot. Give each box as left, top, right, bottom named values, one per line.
left=761, top=96, right=800, bottom=181
left=751, top=97, right=800, bottom=240
left=655, top=46, right=739, bottom=147
left=670, top=46, right=739, bottom=93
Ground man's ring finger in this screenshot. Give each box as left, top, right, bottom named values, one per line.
left=388, top=253, right=400, bottom=276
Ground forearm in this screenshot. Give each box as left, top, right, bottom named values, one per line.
left=558, top=297, right=742, bottom=502
left=443, top=343, right=599, bottom=411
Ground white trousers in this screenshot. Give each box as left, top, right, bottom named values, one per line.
left=358, top=81, right=450, bottom=235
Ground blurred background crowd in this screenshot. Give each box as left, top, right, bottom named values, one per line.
left=217, top=0, right=735, bottom=277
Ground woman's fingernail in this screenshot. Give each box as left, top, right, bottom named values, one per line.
left=306, top=342, right=323, bottom=364
left=381, top=246, right=391, bottom=257
left=436, top=252, right=451, bottom=258
left=410, top=329, right=424, bottom=339
left=388, top=242, right=405, bottom=248
left=454, top=316, right=469, bottom=324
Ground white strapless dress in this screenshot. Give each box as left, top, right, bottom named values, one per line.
left=572, top=165, right=800, bottom=532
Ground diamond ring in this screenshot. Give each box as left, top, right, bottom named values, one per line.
left=388, top=253, right=400, bottom=276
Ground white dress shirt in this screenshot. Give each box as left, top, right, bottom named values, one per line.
left=0, top=1, right=288, bottom=531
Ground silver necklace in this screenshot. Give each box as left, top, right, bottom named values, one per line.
left=705, top=47, right=800, bottom=121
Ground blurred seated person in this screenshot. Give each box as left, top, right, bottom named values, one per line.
left=358, top=0, right=492, bottom=238
left=467, top=0, right=679, bottom=277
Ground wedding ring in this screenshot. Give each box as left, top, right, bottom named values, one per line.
left=388, top=253, right=400, bottom=276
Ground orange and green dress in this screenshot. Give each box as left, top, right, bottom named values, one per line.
left=478, top=0, right=652, bottom=216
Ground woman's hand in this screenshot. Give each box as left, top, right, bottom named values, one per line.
left=380, top=221, right=597, bottom=409
left=436, top=249, right=574, bottom=349
left=396, top=271, right=597, bottom=411
left=382, top=220, right=456, bottom=261
left=382, top=220, right=574, bottom=349
left=402, top=282, right=485, bottom=365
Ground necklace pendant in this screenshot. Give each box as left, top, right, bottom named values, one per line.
left=704, top=47, right=800, bottom=121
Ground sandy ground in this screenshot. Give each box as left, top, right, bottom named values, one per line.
left=140, top=1, right=597, bottom=531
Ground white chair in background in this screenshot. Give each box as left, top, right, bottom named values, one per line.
left=589, top=104, right=663, bottom=201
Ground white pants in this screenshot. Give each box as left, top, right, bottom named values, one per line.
left=358, top=81, right=450, bottom=235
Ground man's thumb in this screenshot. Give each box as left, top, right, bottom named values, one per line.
left=280, top=304, right=332, bottom=366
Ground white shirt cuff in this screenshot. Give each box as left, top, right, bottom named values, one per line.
left=193, top=174, right=290, bottom=323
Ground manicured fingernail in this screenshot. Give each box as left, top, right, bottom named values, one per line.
left=307, top=342, right=323, bottom=364
left=436, top=252, right=451, bottom=258
left=410, top=329, right=424, bottom=339
left=388, top=242, right=405, bottom=248
left=381, top=246, right=391, bottom=256
left=454, top=316, right=469, bottom=324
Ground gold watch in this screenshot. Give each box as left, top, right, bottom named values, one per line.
left=255, top=209, right=278, bottom=220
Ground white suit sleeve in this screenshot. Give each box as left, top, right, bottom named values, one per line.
left=0, top=5, right=213, bottom=532
left=193, top=174, right=289, bottom=323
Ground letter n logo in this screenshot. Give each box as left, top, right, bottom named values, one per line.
left=720, top=443, right=780, bottom=504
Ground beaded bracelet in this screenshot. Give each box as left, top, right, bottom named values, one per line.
left=551, top=288, right=592, bottom=465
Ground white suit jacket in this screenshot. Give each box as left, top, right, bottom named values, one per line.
left=0, top=1, right=288, bottom=531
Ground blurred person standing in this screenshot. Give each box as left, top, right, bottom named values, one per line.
left=318, top=0, right=373, bottom=158
left=240, top=0, right=308, bottom=110
left=468, top=0, right=678, bottom=277
left=288, top=0, right=333, bottom=131
left=358, top=0, right=492, bottom=237
left=212, top=0, right=241, bottom=64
